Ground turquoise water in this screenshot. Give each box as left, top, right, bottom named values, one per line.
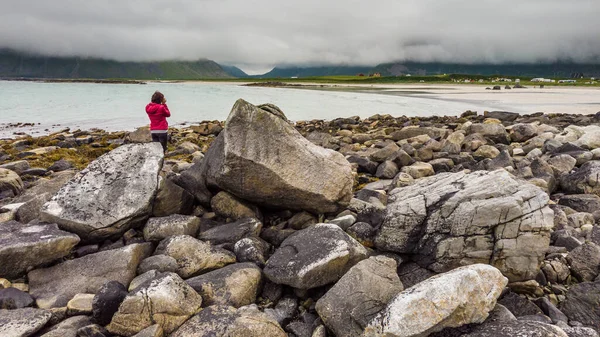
left=0, top=81, right=504, bottom=138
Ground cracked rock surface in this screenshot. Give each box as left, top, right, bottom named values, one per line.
left=376, top=169, right=554, bottom=282
left=40, top=143, right=164, bottom=241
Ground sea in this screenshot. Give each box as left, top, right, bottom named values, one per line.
left=0, top=80, right=582, bottom=139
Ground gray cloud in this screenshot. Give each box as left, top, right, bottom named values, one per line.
left=1, top=0, right=599, bottom=74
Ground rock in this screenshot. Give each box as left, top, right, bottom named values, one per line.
left=66, top=293, right=94, bottom=316
left=126, top=127, right=152, bottom=143
left=128, top=271, right=161, bottom=292
left=400, top=161, right=434, bottom=179
left=0, top=308, right=52, bottom=337
left=484, top=111, right=519, bottom=122
left=12, top=171, right=75, bottom=223
left=0, top=160, right=30, bottom=174
left=0, top=220, right=80, bottom=279
left=195, top=99, right=354, bottom=214
left=566, top=243, right=600, bottom=282
left=18, top=146, right=59, bottom=158
left=198, top=217, right=262, bottom=247
left=346, top=156, right=378, bottom=175
left=390, top=126, right=449, bottom=141
left=369, top=143, right=400, bottom=162
left=76, top=324, right=110, bottom=337
left=28, top=243, right=152, bottom=309
left=559, top=194, right=600, bottom=214
left=92, top=281, right=128, bottom=326
left=316, top=256, right=404, bottom=337
left=264, top=223, right=368, bottom=289
left=152, top=175, right=194, bottom=217
left=469, top=123, right=510, bottom=144
left=107, top=272, right=202, bottom=336
left=560, top=281, right=600, bottom=332
left=376, top=170, right=553, bottom=282
left=233, top=237, right=268, bottom=266
left=47, top=159, right=74, bottom=172
left=0, top=168, right=24, bottom=199
left=287, top=211, right=318, bottom=230
left=548, top=154, right=577, bottom=176
left=186, top=263, right=262, bottom=308
left=474, top=145, right=500, bottom=159
left=560, top=325, right=599, bottom=337
left=132, top=324, right=164, bottom=337
left=346, top=222, right=377, bottom=247
left=561, top=161, right=600, bottom=196
left=170, top=305, right=286, bottom=337
left=397, top=262, right=436, bottom=289
left=462, top=321, right=569, bottom=337
left=210, top=191, right=262, bottom=220
left=328, top=214, right=357, bottom=231
left=0, top=287, right=34, bottom=309
left=510, top=123, right=538, bottom=142
left=497, top=292, right=543, bottom=317
left=375, top=161, right=399, bottom=179
left=535, top=297, right=569, bottom=324
left=138, top=255, right=179, bottom=274
left=176, top=141, right=201, bottom=154
left=40, top=315, right=93, bottom=337
left=541, top=259, right=570, bottom=284
left=154, top=235, right=236, bottom=278
left=143, top=214, right=201, bottom=242
left=441, top=131, right=465, bottom=154
left=363, top=264, right=507, bottom=337
left=41, top=143, right=164, bottom=241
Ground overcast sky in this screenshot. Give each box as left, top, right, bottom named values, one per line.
left=1, top=0, right=599, bottom=74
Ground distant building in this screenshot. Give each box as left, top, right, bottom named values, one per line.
left=531, top=78, right=555, bottom=83
left=373, top=72, right=381, bottom=78
left=558, top=79, right=577, bottom=83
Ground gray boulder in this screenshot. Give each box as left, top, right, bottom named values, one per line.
left=152, top=175, right=194, bottom=217
left=186, top=263, right=262, bottom=308
left=559, top=194, right=600, bottom=214
left=193, top=99, right=353, bottom=214
left=107, top=272, right=202, bottom=336
left=154, top=235, right=236, bottom=278
left=462, top=321, right=569, bottom=337
left=13, top=171, right=75, bottom=224
left=468, top=123, right=510, bottom=144
left=210, top=191, right=262, bottom=220
left=566, top=243, right=600, bottom=282
left=0, top=221, right=79, bottom=279
left=560, top=281, right=600, bottom=331
left=561, top=161, right=600, bottom=196
left=92, top=281, right=128, bottom=326
left=198, top=217, right=262, bottom=247
left=0, top=288, right=34, bottom=309
left=375, top=170, right=554, bottom=282
left=143, top=214, right=201, bottom=242
left=484, top=111, right=519, bottom=122
left=41, top=143, right=164, bottom=241
left=28, top=243, right=152, bottom=309
left=0, top=168, right=24, bottom=199
left=40, top=315, right=93, bottom=337
left=0, top=308, right=52, bottom=337
left=316, top=256, right=404, bottom=337
left=264, top=223, right=368, bottom=289
left=363, top=264, right=507, bottom=337
left=170, top=305, right=286, bottom=337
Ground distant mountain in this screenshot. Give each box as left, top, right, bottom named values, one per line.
left=259, top=65, right=373, bottom=78
left=220, top=65, right=249, bottom=78
left=372, top=62, right=600, bottom=78
left=0, top=49, right=233, bottom=80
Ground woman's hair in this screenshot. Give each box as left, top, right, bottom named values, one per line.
left=151, top=91, right=164, bottom=104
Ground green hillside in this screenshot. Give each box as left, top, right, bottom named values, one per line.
left=0, top=49, right=233, bottom=80
left=258, top=65, right=373, bottom=78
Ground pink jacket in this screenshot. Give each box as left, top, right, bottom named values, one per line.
left=146, top=103, right=171, bottom=130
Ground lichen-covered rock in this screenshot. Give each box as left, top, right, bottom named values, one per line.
left=375, top=170, right=554, bottom=282
left=0, top=308, right=52, bottom=337
left=363, top=264, right=507, bottom=337
left=154, top=235, right=236, bottom=278
left=29, top=243, right=152, bottom=309
left=186, top=263, right=262, bottom=308
left=316, top=256, right=403, bottom=337
left=264, top=223, right=368, bottom=289
left=40, top=143, right=164, bottom=241
left=143, top=214, right=201, bottom=242
left=107, top=272, right=202, bottom=336
left=191, top=99, right=354, bottom=214
left=0, top=221, right=79, bottom=279
left=170, top=305, right=286, bottom=337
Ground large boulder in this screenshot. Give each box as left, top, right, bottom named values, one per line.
left=561, top=161, right=600, bottom=196
left=375, top=170, right=554, bottom=282
left=0, top=221, right=79, bottom=279
left=363, top=264, right=507, bottom=337
left=28, top=243, right=152, bottom=308
left=107, top=272, right=203, bottom=336
left=316, top=256, right=404, bottom=337
left=170, top=305, right=286, bottom=337
left=190, top=99, right=353, bottom=214
left=40, top=143, right=164, bottom=241
left=152, top=175, right=194, bottom=217
left=0, top=168, right=24, bottom=199
left=264, top=223, right=368, bottom=289
left=566, top=243, right=600, bottom=282
left=0, top=308, right=52, bottom=337
left=560, top=281, right=600, bottom=332
left=186, top=263, right=262, bottom=308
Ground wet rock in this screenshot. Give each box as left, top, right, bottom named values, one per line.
left=41, top=143, right=164, bottom=241
left=0, top=308, right=52, bottom=337
left=196, top=99, right=354, bottom=214
left=0, top=220, right=80, bottom=279
left=29, top=243, right=152, bottom=309
left=316, top=256, right=404, bottom=337
left=154, top=235, right=236, bottom=278
left=92, top=280, right=128, bottom=326
left=363, top=264, right=507, bottom=337
left=143, top=214, right=201, bottom=242
left=264, top=223, right=368, bottom=289
left=107, top=272, right=203, bottom=336
left=186, top=263, right=262, bottom=308
left=170, top=305, right=286, bottom=337
left=376, top=170, right=553, bottom=282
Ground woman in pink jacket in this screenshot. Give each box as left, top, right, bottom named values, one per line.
left=146, top=91, right=171, bottom=152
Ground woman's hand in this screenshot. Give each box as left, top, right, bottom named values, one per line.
left=161, top=97, right=167, bottom=104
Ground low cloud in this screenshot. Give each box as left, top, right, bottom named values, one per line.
left=1, top=0, right=599, bottom=74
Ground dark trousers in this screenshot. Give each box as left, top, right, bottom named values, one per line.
left=151, top=132, right=168, bottom=152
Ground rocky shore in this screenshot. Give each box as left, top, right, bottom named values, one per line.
left=2, top=100, right=600, bottom=336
